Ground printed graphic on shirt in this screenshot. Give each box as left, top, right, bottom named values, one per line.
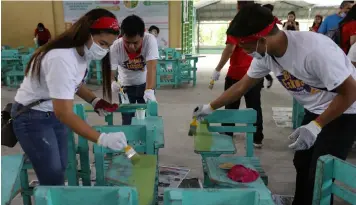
left=123, top=55, right=146, bottom=71
left=276, top=70, right=321, bottom=95
left=75, top=68, right=88, bottom=92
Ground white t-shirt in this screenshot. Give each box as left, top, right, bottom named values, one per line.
left=15, top=48, right=89, bottom=112
left=347, top=43, right=356, bottom=62
left=110, top=33, right=159, bottom=86
left=247, top=31, right=356, bottom=114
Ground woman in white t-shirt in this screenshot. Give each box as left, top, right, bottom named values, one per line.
left=11, top=9, right=128, bottom=186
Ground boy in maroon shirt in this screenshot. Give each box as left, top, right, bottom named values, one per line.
left=211, top=0, right=264, bottom=147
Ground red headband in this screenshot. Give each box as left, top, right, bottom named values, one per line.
left=91, top=17, right=120, bottom=31
left=239, top=17, right=280, bottom=43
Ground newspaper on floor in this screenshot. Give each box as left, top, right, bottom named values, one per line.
left=157, top=166, right=190, bottom=205
left=272, top=107, right=293, bottom=128
left=272, top=194, right=294, bottom=205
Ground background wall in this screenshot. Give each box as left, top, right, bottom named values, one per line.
left=1, top=1, right=181, bottom=48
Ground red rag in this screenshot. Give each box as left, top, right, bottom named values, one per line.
left=227, top=164, right=259, bottom=183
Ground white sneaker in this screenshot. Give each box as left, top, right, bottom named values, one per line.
left=253, top=142, right=263, bottom=148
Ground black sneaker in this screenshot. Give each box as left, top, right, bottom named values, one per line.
left=267, top=78, right=273, bottom=89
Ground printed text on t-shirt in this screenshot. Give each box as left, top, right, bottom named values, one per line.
left=123, top=55, right=146, bottom=71
left=276, top=70, right=321, bottom=95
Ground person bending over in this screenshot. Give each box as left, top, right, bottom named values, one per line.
left=34, top=23, right=51, bottom=46
left=211, top=0, right=264, bottom=147
left=110, top=15, right=159, bottom=125
left=194, top=4, right=356, bottom=205
left=12, top=9, right=128, bottom=186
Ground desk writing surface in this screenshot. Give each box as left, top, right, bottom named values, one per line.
left=194, top=123, right=236, bottom=154
left=106, top=154, right=157, bottom=205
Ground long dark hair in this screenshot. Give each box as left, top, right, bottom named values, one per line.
left=288, top=11, right=296, bottom=21
left=26, top=8, right=120, bottom=101
left=340, top=4, right=356, bottom=26
left=262, top=4, right=274, bottom=12
left=312, top=15, right=323, bottom=28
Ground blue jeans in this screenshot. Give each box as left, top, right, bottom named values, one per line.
left=120, top=83, right=146, bottom=125
left=11, top=102, right=68, bottom=185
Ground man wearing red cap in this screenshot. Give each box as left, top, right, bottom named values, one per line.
left=210, top=0, right=264, bottom=148
left=194, top=4, right=356, bottom=205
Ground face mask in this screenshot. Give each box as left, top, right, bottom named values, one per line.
left=340, top=12, right=346, bottom=18
left=248, top=38, right=267, bottom=60
left=84, top=36, right=109, bottom=60
left=38, top=28, right=44, bottom=32
left=249, top=51, right=264, bottom=59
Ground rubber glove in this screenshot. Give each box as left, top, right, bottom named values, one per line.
left=288, top=121, right=321, bottom=151
left=144, top=89, right=156, bottom=102
left=193, top=104, right=214, bottom=121
left=111, top=81, right=121, bottom=93
left=91, top=97, right=118, bottom=117
left=211, top=70, right=220, bottom=81
left=97, top=132, right=127, bottom=150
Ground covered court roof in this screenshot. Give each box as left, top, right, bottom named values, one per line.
left=195, top=0, right=343, bottom=21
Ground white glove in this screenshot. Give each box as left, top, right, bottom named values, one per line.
left=144, top=89, right=156, bottom=102
left=193, top=104, right=214, bottom=121
left=97, top=132, right=128, bottom=151
left=288, top=121, right=321, bottom=151
left=211, top=70, right=220, bottom=81
left=111, top=81, right=121, bottom=93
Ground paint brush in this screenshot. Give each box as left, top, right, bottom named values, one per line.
left=119, top=87, right=130, bottom=104
left=124, top=145, right=140, bottom=165
left=188, top=117, right=198, bottom=136
left=208, top=80, right=215, bottom=89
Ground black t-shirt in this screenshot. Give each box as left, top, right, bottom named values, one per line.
left=283, top=21, right=299, bottom=30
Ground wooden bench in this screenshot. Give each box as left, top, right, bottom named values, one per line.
left=312, top=155, right=356, bottom=205
left=34, top=186, right=139, bottom=205
left=1, top=154, right=24, bottom=205
left=131, top=116, right=164, bottom=150
left=164, top=188, right=275, bottom=205
left=156, top=59, right=180, bottom=88
left=92, top=123, right=162, bottom=205
left=106, top=155, right=157, bottom=205
left=71, top=101, right=160, bottom=186
left=83, top=101, right=158, bottom=125
left=193, top=109, right=268, bottom=187
left=205, top=156, right=272, bottom=202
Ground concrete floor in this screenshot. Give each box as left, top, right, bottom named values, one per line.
left=2, top=54, right=356, bottom=204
